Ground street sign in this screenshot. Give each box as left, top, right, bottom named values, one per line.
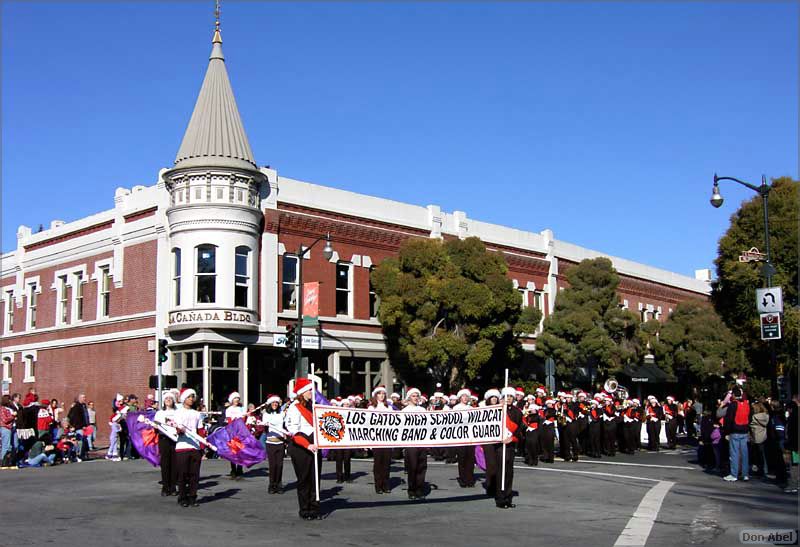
left=756, top=287, right=783, bottom=314
left=275, top=334, right=321, bottom=349
left=739, top=247, right=767, bottom=263
left=760, top=312, right=782, bottom=340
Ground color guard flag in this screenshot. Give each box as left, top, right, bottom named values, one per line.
left=125, top=410, right=160, bottom=467
left=208, top=418, right=266, bottom=468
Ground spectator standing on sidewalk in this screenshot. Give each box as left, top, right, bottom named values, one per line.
left=749, top=401, right=769, bottom=477
left=106, top=394, right=125, bottom=461
left=722, top=387, right=751, bottom=482
left=86, top=401, right=96, bottom=451
left=1, top=394, right=16, bottom=468
left=785, top=393, right=798, bottom=494
left=67, top=393, right=90, bottom=461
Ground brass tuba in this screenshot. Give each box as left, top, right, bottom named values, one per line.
left=604, top=378, right=629, bottom=401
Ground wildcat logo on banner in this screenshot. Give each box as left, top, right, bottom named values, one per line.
left=313, top=404, right=505, bottom=449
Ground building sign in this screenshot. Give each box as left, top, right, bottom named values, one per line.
left=167, top=308, right=258, bottom=330
left=760, top=312, right=782, bottom=341
left=630, top=377, right=649, bottom=383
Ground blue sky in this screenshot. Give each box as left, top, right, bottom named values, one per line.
left=2, top=1, right=797, bottom=277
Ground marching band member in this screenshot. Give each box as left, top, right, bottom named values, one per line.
left=539, top=399, right=557, bottom=463
left=576, top=391, right=589, bottom=456
left=154, top=391, right=178, bottom=496
left=646, top=396, right=664, bottom=451
left=489, top=386, right=524, bottom=509
left=587, top=395, right=604, bottom=458
left=453, top=389, right=476, bottom=487
left=522, top=395, right=541, bottom=466
left=444, top=394, right=459, bottom=463
left=285, top=378, right=321, bottom=520
left=225, top=392, right=245, bottom=480
left=334, top=399, right=353, bottom=483
left=633, top=399, right=644, bottom=449
left=602, top=394, right=618, bottom=456
left=173, top=389, right=203, bottom=508
left=262, top=394, right=286, bottom=494
left=429, top=391, right=448, bottom=461
left=561, top=392, right=580, bottom=462
left=620, top=399, right=637, bottom=454
left=368, top=385, right=394, bottom=494
left=482, top=389, right=502, bottom=495
left=663, top=396, right=679, bottom=449
left=402, top=388, right=427, bottom=500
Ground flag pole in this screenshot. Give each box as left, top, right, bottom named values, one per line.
left=310, top=362, right=321, bottom=502
left=501, top=368, right=509, bottom=492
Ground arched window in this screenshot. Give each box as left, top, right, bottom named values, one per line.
left=234, top=246, right=250, bottom=308
left=172, top=248, right=182, bottom=306
left=196, top=245, right=216, bottom=304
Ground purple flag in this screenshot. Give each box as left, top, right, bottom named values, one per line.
left=125, top=410, right=160, bottom=467
left=475, top=445, right=486, bottom=471
left=208, top=418, right=266, bottom=468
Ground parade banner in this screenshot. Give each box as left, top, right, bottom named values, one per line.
left=313, top=404, right=505, bottom=449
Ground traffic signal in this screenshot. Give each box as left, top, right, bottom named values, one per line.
left=283, top=324, right=297, bottom=359
left=158, top=338, right=169, bottom=363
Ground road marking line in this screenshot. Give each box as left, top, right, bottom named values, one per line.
left=613, top=480, right=675, bottom=546
left=567, top=460, right=694, bottom=470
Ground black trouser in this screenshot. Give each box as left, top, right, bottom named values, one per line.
left=665, top=418, right=678, bottom=448
left=525, top=429, right=539, bottom=465
left=577, top=419, right=588, bottom=454
left=373, top=448, right=391, bottom=492
left=157, top=435, right=176, bottom=494
left=334, top=449, right=352, bottom=481
left=175, top=450, right=202, bottom=502
left=622, top=422, right=636, bottom=453
left=266, top=443, right=284, bottom=490
left=487, top=443, right=516, bottom=506
left=230, top=462, right=243, bottom=477
left=404, top=447, right=427, bottom=497
left=588, top=421, right=603, bottom=457
left=288, top=442, right=321, bottom=517
left=456, top=445, right=475, bottom=485
left=431, top=447, right=447, bottom=461
left=444, top=446, right=457, bottom=463
left=647, top=420, right=661, bottom=451
left=602, top=420, right=617, bottom=455
left=634, top=422, right=643, bottom=450
left=561, top=422, right=580, bottom=460
left=539, top=425, right=556, bottom=461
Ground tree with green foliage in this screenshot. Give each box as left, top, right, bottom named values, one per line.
left=536, top=257, right=642, bottom=378
left=712, top=176, right=798, bottom=378
left=645, top=300, right=747, bottom=383
left=371, top=237, right=542, bottom=391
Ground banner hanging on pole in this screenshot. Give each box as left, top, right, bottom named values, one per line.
left=303, top=282, right=320, bottom=319
left=313, top=404, right=505, bottom=449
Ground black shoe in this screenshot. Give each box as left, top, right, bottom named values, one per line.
left=180, top=500, right=190, bottom=508
left=190, top=498, right=200, bottom=507
left=336, top=479, right=344, bottom=484
left=170, top=490, right=179, bottom=496
left=572, top=457, right=579, bottom=462
left=161, top=491, right=169, bottom=497
left=177, top=497, right=185, bottom=505
left=408, top=493, right=417, bottom=500
left=382, top=488, right=390, bottom=494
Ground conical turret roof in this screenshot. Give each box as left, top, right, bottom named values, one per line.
left=173, top=28, right=257, bottom=171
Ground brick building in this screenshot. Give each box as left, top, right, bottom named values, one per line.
left=0, top=23, right=709, bottom=436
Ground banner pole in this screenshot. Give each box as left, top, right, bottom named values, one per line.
left=501, top=368, right=509, bottom=492
left=311, top=362, right=321, bottom=503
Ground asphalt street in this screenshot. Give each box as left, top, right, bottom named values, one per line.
left=0, top=447, right=796, bottom=547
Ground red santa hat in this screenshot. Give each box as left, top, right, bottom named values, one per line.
left=501, top=386, right=516, bottom=397
left=406, top=388, right=421, bottom=399
left=266, top=394, right=281, bottom=405
left=535, top=387, right=546, bottom=394
left=294, top=378, right=313, bottom=396
left=484, top=388, right=501, bottom=400
left=456, top=388, right=471, bottom=399
left=228, top=391, right=241, bottom=404
left=179, top=388, right=196, bottom=403
left=371, top=385, right=387, bottom=398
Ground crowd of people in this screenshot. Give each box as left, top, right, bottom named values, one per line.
left=3, top=381, right=797, bottom=518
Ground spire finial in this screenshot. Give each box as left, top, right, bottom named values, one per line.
left=213, top=0, right=222, bottom=44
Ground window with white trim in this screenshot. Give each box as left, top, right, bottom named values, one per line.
left=335, top=262, right=352, bottom=316
left=281, top=255, right=299, bottom=311
left=235, top=246, right=250, bottom=308
left=518, top=288, right=529, bottom=308
left=532, top=291, right=544, bottom=311
left=73, top=272, right=84, bottom=321
left=369, top=266, right=379, bottom=318
left=99, top=266, right=111, bottom=318
left=172, top=248, right=182, bottom=306
left=2, top=358, right=11, bottom=383
left=196, top=245, right=216, bottom=304
left=23, top=354, right=35, bottom=383
left=26, top=282, right=38, bottom=329
left=57, top=275, right=69, bottom=325
left=4, top=290, right=13, bottom=333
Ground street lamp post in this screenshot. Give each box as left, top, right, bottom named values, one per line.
left=294, top=233, right=334, bottom=378
left=710, top=173, right=779, bottom=390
